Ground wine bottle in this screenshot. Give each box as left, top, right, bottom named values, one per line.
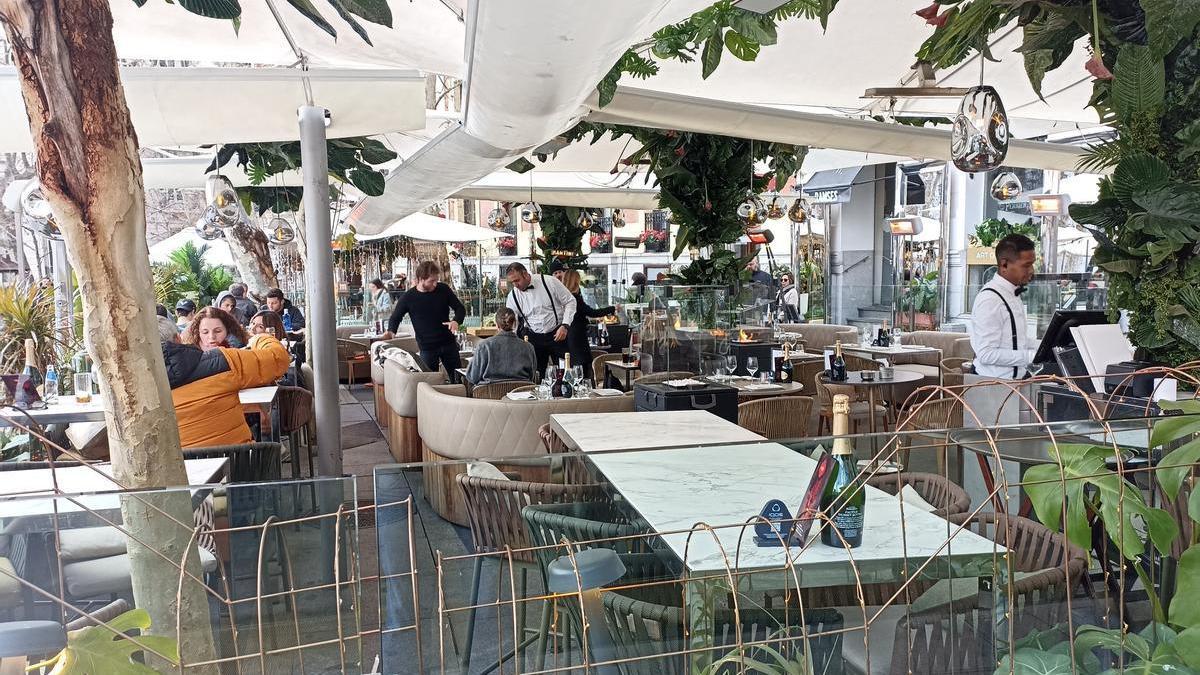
left=775, top=342, right=793, bottom=384
left=820, top=394, right=865, bottom=548
left=876, top=319, right=891, bottom=347
left=551, top=354, right=574, bottom=398
left=830, top=340, right=847, bottom=382
left=17, top=338, right=42, bottom=406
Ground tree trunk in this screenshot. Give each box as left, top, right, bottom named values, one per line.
left=225, top=219, right=278, bottom=299
left=0, top=1, right=217, bottom=669
left=293, top=207, right=308, bottom=271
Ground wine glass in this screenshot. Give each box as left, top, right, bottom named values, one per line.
left=725, top=355, right=737, bottom=379
left=1027, top=362, right=1045, bottom=377
left=571, top=365, right=584, bottom=387
left=544, top=365, right=558, bottom=384
left=746, top=356, right=759, bottom=380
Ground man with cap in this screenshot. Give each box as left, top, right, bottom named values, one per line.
left=175, top=298, right=196, bottom=332
left=548, top=258, right=567, bottom=282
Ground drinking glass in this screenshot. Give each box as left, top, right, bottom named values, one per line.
left=746, top=357, right=759, bottom=379
left=545, top=365, right=558, bottom=384
left=861, top=327, right=872, bottom=346
left=891, top=327, right=903, bottom=347
left=1027, top=362, right=1045, bottom=377
left=571, top=365, right=584, bottom=385
left=73, top=372, right=92, bottom=403
left=725, top=355, right=737, bottom=378
left=716, top=340, right=730, bottom=356
left=575, top=378, right=592, bottom=398
left=535, top=382, right=551, bottom=400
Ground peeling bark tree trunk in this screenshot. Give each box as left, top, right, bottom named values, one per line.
left=0, top=1, right=217, bottom=668
left=225, top=220, right=278, bottom=298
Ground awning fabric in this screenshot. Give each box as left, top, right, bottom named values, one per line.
left=801, top=167, right=865, bottom=204
left=149, top=228, right=236, bottom=268
left=591, top=87, right=1090, bottom=173
left=0, top=67, right=427, bottom=152
left=354, top=212, right=506, bottom=242
left=452, top=171, right=659, bottom=210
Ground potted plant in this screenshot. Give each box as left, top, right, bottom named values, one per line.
left=497, top=236, right=517, bottom=256
left=589, top=231, right=612, bottom=253
left=640, top=229, right=667, bottom=253
left=898, top=270, right=939, bottom=329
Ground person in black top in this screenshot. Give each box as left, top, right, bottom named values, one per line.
left=561, top=270, right=614, bottom=380
left=382, top=261, right=466, bottom=382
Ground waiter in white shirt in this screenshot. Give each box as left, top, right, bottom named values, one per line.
left=970, top=234, right=1037, bottom=379
left=505, top=261, right=578, bottom=374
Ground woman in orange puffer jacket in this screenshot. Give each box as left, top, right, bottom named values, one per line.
left=162, top=333, right=291, bottom=447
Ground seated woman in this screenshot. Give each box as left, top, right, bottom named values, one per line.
left=248, top=310, right=287, bottom=339
left=183, top=307, right=249, bottom=350
left=464, top=308, right=537, bottom=385
left=162, top=328, right=291, bottom=448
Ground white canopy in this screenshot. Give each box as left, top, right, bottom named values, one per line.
left=354, top=212, right=507, bottom=243
left=453, top=171, right=660, bottom=210
left=0, top=67, right=426, bottom=152
left=149, top=228, right=236, bottom=268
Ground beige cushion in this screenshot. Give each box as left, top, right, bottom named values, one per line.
left=335, top=324, right=367, bottom=339
left=416, top=382, right=635, bottom=461
left=898, top=485, right=936, bottom=513
left=58, top=527, right=129, bottom=562
left=384, top=359, right=448, bottom=418
left=901, top=331, right=973, bottom=360
left=0, top=557, right=21, bottom=608
left=466, top=461, right=509, bottom=480
left=894, top=364, right=940, bottom=379
left=63, top=548, right=218, bottom=599
left=65, top=422, right=109, bottom=460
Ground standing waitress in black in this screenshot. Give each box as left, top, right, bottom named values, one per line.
left=560, top=269, right=614, bottom=381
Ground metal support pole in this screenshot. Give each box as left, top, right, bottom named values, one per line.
left=15, top=204, right=26, bottom=280
left=49, top=237, right=73, bottom=346
left=298, top=105, right=342, bottom=477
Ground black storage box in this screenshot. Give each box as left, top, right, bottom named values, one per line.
left=1104, top=360, right=1156, bottom=398
left=633, top=382, right=740, bottom=423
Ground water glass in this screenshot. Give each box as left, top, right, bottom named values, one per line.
left=535, top=382, right=551, bottom=400
left=891, top=327, right=903, bottom=347
left=73, top=372, right=92, bottom=403
left=571, top=365, right=584, bottom=385
left=545, top=365, right=558, bottom=384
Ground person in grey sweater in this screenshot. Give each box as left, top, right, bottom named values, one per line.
left=465, top=308, right=537, bottom=385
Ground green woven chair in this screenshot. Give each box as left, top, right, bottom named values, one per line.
left=603, top=590, right=845, bottom=675
left=522, top=500, right=668, bottom=670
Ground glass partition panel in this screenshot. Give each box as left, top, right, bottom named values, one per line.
left=0, top=475, right=359, bottom=674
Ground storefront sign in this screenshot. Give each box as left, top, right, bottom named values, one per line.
left=803, top=188, right=850, bottom=204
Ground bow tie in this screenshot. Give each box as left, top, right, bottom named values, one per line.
left=1014, top=285, right=1027, bottom=297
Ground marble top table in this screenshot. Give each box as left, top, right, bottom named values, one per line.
left=845, top=344, right=941, bottom=359
left=0, top=457, right=229, bottom=524
left=588, top=442, right=1001, bottom=584
left=550, top=410, right=764, bottom=454
left=0, top=387, right=280, bottom=427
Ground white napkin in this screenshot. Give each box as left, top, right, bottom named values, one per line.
left=505, top=391, right=535, bottom=400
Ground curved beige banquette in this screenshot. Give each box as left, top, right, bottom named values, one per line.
left=778, top=323, right=859, bottom=352
left=415, top=382, right=634, bottom=526
left=383, top=357, right=445, bottom=463
left=370, top=336, right=419, bottom=426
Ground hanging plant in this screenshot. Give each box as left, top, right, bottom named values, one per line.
left=535, top=206, right=589, bottom=273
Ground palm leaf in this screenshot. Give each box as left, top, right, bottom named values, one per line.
left=1111, top=44, right=1165, bottom=120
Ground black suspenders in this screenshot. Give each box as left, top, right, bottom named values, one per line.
left=511, top=275, right=558, bottom=334
left=983, top=287, right=1019, bottom=378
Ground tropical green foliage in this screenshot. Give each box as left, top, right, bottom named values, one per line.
left=970, top=217, right=1039, bottom=248
left=598, top=0, right=840, bottom=107
left=152, top=242, right=235, bottom=308
left=898, top=270, right=940, bottom=315
left=0, top=283, right=69, bottom=372
left=535, top=206, right=590, bottom=274
left=134, top=0, right=393, bottom=45
left=206, top=137, right=397, bottom=215
left=1004, top=400, right=1200, bottom=673
left=28, top=608, right=178, bottom=674
left=909, top=0, right=1200, bottom=365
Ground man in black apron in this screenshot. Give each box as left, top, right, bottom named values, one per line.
left=505, top=262, right=577, bottom=376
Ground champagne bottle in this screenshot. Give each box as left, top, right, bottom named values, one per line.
left=876, top=319, right=891, bottom=347
left=820, top=394, right=865, bottom=548
left=830, top=339, right=847, bottom=382
left=551, top=354, right=574, bottom=398
left=17, top=338, right=42, bottom=405
left=775, top=342, right=793, bottom=384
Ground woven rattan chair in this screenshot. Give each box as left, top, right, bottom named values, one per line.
left=336, top=338, right=369, bottom=387
left=469, top=379, right=533, bottom=400
left=844, top=353, right=880, bottom=372
left=455, top=476, right=606, bottom=672
left=632, top=371, right=695, bottom=386
left=522, top=500, right=659, bottom=670
left=814, top=372, right=886, bottom=435
left=593, top=353, right=624, bottom=384
left=893, top=395, right=964, bottom=474
left=737, top=396, right=814, bottom=439
left=276, top=386, right=314, bottom=478
left=602, top=591, right=845, bottom=675
left=865, top=472, right=970, bottom=518
left=886, top=512, right=1087, bottom=675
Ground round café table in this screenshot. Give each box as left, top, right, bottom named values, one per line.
left=818, top=369, right=923, bottom=433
